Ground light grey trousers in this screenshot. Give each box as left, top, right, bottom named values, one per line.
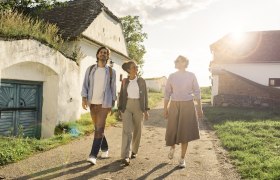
left=121, top=99, right=144, bottom=158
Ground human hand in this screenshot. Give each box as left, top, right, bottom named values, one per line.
left=144, top=111, right=149, bottom=120
left=82, top=100, right=88, bottom=110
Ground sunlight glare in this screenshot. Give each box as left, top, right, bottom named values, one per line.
left=229, top=31, right=246, bottom=44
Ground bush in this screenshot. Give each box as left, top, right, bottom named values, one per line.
left=54, top=123, right=70, bottom=135
left=0, top=137, right=32, bottom=165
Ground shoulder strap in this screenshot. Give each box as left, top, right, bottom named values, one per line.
left=109, top=66, right=113, bottom=86
left=89, top=64, right=95, bottom=76
left=109, top=66, right=112, bottom=78
left=88, top=64, right=95, bottom=86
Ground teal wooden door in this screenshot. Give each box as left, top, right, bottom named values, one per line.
left=0, top=80, right=42, bottom=138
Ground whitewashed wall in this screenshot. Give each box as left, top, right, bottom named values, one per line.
left=83, top=10, right=128, bottom=56
left=145, top=77, right=167, bottom=93
left=211, top=75, right=219, bottom=104
left=0, top=39, right=80, bottom=138
left=211, top=63, right=280, bottom=87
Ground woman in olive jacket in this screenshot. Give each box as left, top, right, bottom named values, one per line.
left=118, top=60, right=149, bottom=165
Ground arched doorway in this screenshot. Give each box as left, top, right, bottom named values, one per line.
left=0, top=80, right=42, bottom=138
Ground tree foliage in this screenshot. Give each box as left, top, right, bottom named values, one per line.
left=0, top=0, right=64, bottom=15
left=120, top=15, right=147, bottom=67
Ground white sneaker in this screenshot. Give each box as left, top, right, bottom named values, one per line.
left=168, top=147, right=175, bottom=159
left=101, top=150, right=109, bottom=158
left=178, top=158, right=186, bottom=168
left=121, top=158, right=130, bottom=166
left=87, top=156, right=97, bottom=165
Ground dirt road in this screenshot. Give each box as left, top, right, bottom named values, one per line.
left=0, top=103, right=240, bottom=180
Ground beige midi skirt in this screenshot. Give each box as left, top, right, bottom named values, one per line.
left=165, top=100, right=200, bottom=146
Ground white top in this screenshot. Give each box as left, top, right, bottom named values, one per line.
left=91, top=67, right=106, bottom=104
left=127, top=77, right=140, bottom=99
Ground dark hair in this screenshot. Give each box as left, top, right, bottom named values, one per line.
left=96, top=46, right=110, bottom=62
left=122, top=60, right=135, bottom=73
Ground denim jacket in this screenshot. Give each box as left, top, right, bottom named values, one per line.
left=81, top=65, right=116, bottom=108
left=118, top=77, right=150, bottom=113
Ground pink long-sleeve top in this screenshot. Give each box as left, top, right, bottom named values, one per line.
left=164, top=71, right=201, bottom=101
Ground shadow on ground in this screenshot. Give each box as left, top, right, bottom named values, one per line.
left=17, top=160, right=125, bottom=180
left=144, top=108, right=166, bottom=128
left=136, top=163, right=181, bottom=180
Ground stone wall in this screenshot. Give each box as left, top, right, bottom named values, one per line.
left=214, top=72, right=280, bottom=108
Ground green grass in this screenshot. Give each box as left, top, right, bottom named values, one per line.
left=201, top=86, right=211, bottom=99
left=201, top=86, right=211, bottom=104
left=0, top=10, right=81, bottom=61
left=148, top=91, right=163, bottom=108
left=204, top=106, right=280, bottom=179
left=0, top=134, right=74, bottom=166
left=0, top=113, right=117, bottom=166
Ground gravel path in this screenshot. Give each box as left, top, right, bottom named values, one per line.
left=0, top=102, right=240, bottom=180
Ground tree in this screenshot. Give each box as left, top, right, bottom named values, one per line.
left=120, top=15, right=147, bottom=67
left=0, top=0, right=64, bottom=15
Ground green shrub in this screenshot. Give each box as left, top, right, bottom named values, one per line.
left=0, top=137, right=32, bottom=165
left=54, top=123, right=70, bottom=135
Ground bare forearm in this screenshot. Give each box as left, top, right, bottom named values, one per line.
left=195, top=99, right=202, bottom=110
left=164, top=99, right=170, bottom=110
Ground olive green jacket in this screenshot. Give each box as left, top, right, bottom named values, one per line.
left=118, top=77, right=150, bottom=113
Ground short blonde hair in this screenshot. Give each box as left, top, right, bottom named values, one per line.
left=175, top=55, right=189, bottom=68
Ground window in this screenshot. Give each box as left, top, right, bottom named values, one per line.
left=269, top=78, right=280, bottom=87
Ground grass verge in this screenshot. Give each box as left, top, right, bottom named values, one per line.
left=148, top=91, right=163, bottom=108
left=204, top=106, right=280, bottom=179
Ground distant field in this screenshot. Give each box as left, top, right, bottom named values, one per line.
left=201, top=86, right=211, bottom=104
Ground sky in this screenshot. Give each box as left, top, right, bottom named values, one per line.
left=101, top=0, right=280, bottom=86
